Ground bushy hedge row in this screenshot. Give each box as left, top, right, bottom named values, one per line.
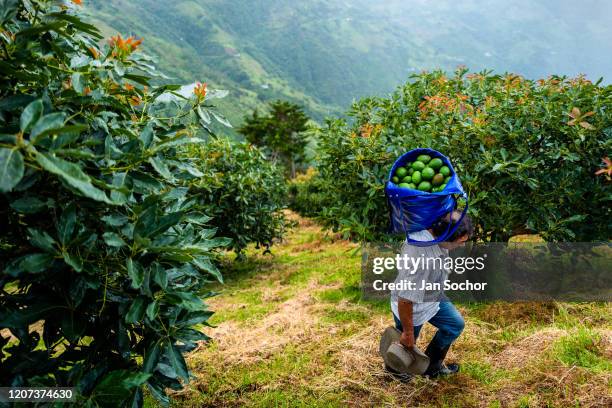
left=187, top=138, right=288, bottom=255
left=310, top=68, right=611, bottom=241
left=0, top=1, right=285, bottom=406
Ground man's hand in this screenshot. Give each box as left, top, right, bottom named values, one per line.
left=400, top=330, right=415, bottom=349
left=398, top=298, right=415, bottom=349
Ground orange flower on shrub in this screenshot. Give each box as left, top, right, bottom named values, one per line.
left=433, top=75, right=448, bottom=87
left=109, top=35, right=142, bottom=58
left=567, top=107, right=595, bottom=130
left=595, top=157, right=612, bottom=178
left=484, top=96, right=496, bottom=109
left=468, top=107, right=487, bottom=126
left=503, top=74, right=523, bottom=92
left=360, top=123, right=373, bottom=138
left=194, top=82, right=207, bottom=101
left=466, top=73, right=486, bottom=82
left=569, top=74, right=591, bottom=87
left=129, top=95, right=142, bottom=106
left=419, top=93, right=465, bottom=117
left=482, top=135, right=496, bottom=147
left=71, top=0, right=83, bottom=5
left=124, top=83, right=135, bottom=92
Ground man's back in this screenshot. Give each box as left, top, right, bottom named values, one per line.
left=390, top=230, right=449, bottom=326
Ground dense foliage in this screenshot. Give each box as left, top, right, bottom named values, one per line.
left=188, top=138, right=288, bottom=254
left=309, top=68, right=611, bottom=241
left=0, top=1, right=232, bottom=406
left=287, top=167, right=329, bottom=218
left=239, top=100, right=310, bottom=177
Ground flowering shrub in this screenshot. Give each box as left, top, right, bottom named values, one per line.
left=0, top=1, right=231, bottom=406
left=311, top=68, right=611, bottom=241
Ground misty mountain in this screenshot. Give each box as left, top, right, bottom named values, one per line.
left=86, top=0, right=612, bottom=126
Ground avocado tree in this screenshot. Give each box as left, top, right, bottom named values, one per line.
left=0, top=1, right=232, bottom=406
left=187, top=138, right=288, bottom=254
left=309, top=68, right=611, bottom=242
left=238, top=100, right=310, bottom=177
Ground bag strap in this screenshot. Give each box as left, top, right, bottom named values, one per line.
left=406, top=193, right=469, bottom=247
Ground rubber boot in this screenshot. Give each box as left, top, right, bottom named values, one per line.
left=423, top=344, right=459, bottom=378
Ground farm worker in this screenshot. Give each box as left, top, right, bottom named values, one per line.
left=388, top=210, right=473, bottom=380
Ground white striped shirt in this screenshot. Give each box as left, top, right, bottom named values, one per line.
left=390, top=230, right=450, bottom=326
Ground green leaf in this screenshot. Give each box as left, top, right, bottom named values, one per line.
left=0, top=148, right=24, bottom=192
left=211, top=111, right=232, bottom=128
left=47, top=12, right=102, bottom=38
left=146, top=379, right=169, bottom=407
left=130, top=171, right=164, bottom=193
left=143, top=341, right=162, bottom=373
left=151, top=263, right=168, bottom=290
left=151, top=135, right=206, bottom=153
left=63, top=251, right=83, bottom=272
left=182, top=310, right=214, bottom=326
left=20, top=99, right=43, bottom=132
left=165, top=292, right=204, bottom=311
left=101, top=214, right=129, bottom=227
left=5, top=253, right=54, bottom=276
left=192, top=257, right=223, bottom=283
left=125, top=296, right=146, bottom=324
left=176, top=328, right=209, bottom=344
left=148, top=156, right=174, bottom=181
left=30, top=112, right=67, bottom=141
left=123, top=73, right=150, bottom=86
left=166, top=343, right=189, bottom=381
left=197, top=106, right=211, bottom=124
left=28, top=228, right=56, bottom=253
left=0, top=301, right=64, bottom=327
left=92, top=370, right=151, bottom=406
left=35, top=151, right=117, bottom=204
left=127, top=258, right=145, bottom=288
left=139, top=125, right=153, bottom=148
left=0, top=0, right=18, bottom=25
left=71, top=72, right=84, bottom=93
left=57, top=203, right=77, bottom=245
left=10, top=196, right=49, bottom=213
left=146, top=301, right=159, bottom=320
left=0, top=94, right=35, bottom=111
left=147, top=212, right=184, bottom=238
left=22, top=253, right=54, bottom=273
left=103, top=232, right=126, bottom=247
left=184, top=213, right=213, bottom=225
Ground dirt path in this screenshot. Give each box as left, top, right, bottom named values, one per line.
left=169, top=213, right=612, bottom=408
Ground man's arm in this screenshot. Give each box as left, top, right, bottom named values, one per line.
left=398, top=298, right=415, bottom=349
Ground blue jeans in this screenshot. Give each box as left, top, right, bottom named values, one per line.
left=393, top=301, right=464, bottom=349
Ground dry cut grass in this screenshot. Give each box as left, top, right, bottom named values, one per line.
left=155, top=212, right=612, bottom=408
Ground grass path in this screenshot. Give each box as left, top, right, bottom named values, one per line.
left=166, top=213, right=612, bottom=407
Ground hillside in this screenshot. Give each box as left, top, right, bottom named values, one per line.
left=86, top=0, right=612, bottom=130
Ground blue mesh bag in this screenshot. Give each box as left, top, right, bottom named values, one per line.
left=385, top=148, right=468, bottom=246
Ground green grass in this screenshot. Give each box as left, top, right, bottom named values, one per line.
left=552, top=327, right=612, bottom=372
left=461, top=362, right=500, bottom=385
left=321, top=306, right=369, bottom=324
left=151, top=214, right=612, bottom=407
